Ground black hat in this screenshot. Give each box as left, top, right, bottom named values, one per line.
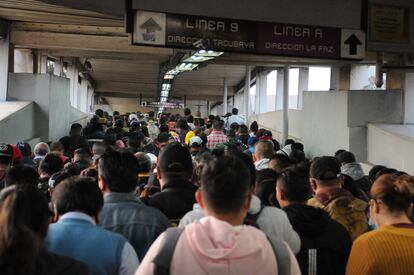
left=48, top=171, right=72, bottom=189
left=157, top=132, right=172, bottom=143
left=310, top=156, right=341, bottom=181
left=0, top=143, right=13, bottom=158
left=158, top=142, right=193, bottom=174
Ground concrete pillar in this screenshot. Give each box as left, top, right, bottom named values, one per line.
left=331, top=65, right=351, bottom=91
left=244, top=66, right=251, bottom=119
left=386, top=70, right=404, bottom=90
left=404, top=73, right=414, bottom=123
left=0, top=20, right=9, bottom=101
left=207, top=100, right=210, bottom=115
left=282, top=66, right=289, bottom=143
left=257, top=71, right=268, bottom=114
left=298, top=68, right=309, bottom=109
left=223, top=78, right=228, bottom=115
left=276, top=68, right=284, bottom=110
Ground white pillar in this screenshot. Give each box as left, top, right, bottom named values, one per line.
left=298, top=68, right=309, bottom=110
left=244, top=66, right=251, bottom=120
left=223, top=78, right=228, bottom=115
left=258, top=71, right=268, bottom=113
left=0, top=21, right=9, bottom=101
left=276, top=68, right=284, bottom=110
left=282, top=66, right=289, bottom=143
left=404, top=73, right=414, bottom=123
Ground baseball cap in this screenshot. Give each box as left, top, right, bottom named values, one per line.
left=310, top=156, right=341, bottom=181
left=48, top=171, right=72, bottom=189
left=129, top=114, right=138, bottom=121
left=0, top=143, right=13, bottom=158
left=130, top=120, right=140, bottom=127
left=189, top=136, right=203, bottom=147
left=158, top=142, right=193, bottom=174
left=146, top=153, right=157, bottom=166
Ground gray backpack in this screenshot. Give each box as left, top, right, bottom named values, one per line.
left=153, top=227, right=291, bottom=275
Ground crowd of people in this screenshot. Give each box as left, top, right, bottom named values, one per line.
left=0, top=106, right=413, bottom=275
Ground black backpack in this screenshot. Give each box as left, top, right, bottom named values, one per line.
left=153, top=227, right=291, bottom=275
left=244, top=204, right=265, bottom=228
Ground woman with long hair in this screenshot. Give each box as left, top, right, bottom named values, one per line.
left=0, top=184, right=88, bottom=275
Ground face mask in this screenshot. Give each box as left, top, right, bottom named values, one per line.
left=368, top=216, right=378, bottom=230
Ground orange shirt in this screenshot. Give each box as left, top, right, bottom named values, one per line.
left=346, top=224, right=414, bottom=275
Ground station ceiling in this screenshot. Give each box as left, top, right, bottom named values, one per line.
left=0, top=0, right=381, bottom=110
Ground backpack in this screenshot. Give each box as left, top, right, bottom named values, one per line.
left=244, top=204, right=265, bottom=228
left=153, top=227, right=291, bottom=275
left=322, top=197, right=368, bottom=241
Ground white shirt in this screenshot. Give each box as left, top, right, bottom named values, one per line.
left=60, top=212, right=140, bottom=275
left=225, top=115, right=246, bottom=130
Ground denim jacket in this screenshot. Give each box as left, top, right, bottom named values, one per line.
left=98, top=193, right=170, bottom=260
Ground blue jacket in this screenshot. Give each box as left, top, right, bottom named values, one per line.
left=98, top=193, right=170, bottom=260
left=45, top=216, right=126, bottom=275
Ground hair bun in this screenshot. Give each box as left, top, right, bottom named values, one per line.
left=395, top=175, right=414, bottom=196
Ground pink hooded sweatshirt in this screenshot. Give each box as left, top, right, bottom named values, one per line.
left=136, top=216, right=301, bottom=275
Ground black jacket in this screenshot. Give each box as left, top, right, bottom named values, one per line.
left=283, top=204, right=351, bottom=275
left=145, top=179, right=197, bottom=220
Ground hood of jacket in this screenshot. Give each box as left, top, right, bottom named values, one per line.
left=341, top=162, right=365, bottom=181
left=283, top=204, right=331, bottom=237
left=254, top=158, right=270, bottom=170
left=183, top=216, right=273, bottom=273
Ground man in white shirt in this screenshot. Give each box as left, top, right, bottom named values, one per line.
left=225, top=108, right=246, bottom=131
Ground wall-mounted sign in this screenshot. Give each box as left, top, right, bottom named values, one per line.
left=132, top=10, right=365, bottom=60
left=146, top=101, right=184, bottom=109
left=369, top=5, right=410, bottom=44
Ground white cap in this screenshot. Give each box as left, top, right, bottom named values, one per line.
left=189, top=136, right=203, bottom=147
left=146, top=153, right=158, bottom=166
left=129, top=113, right=138, bottom=122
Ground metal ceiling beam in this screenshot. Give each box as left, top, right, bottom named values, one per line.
left=96, top=92, right=223, bottom=101
left=10, top=30, right=173, bottom=55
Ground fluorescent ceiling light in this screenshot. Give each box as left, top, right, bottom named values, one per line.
left=167, top=69, right=180, bottom=75
left=195, top=50, right=224, bottom=57
left=176, top=63, right=198, bottom=72
left=164, top=74, right=174, bottom=80
left=161, top=91, right=169, bottom=97
left=162, top=84, right=171, bottom=90
left=183, top=55, right=214, bottom=63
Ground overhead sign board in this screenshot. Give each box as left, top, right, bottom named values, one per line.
left=132, top=10, right=365, bottom=60
left=146, top=101, right=184, bottom=109
left=369, top=5, right=410, bottom=44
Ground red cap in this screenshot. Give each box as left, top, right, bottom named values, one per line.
left=10, top=144, right=23, bottom=163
